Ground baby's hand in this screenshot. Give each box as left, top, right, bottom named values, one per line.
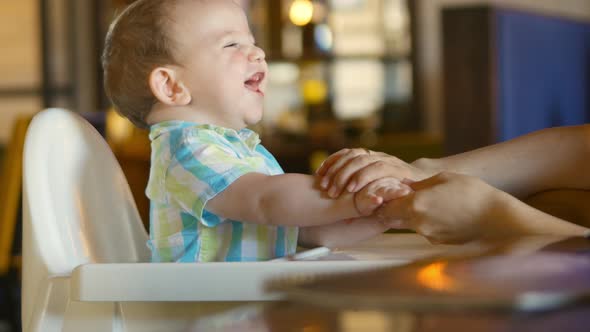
left=354, top=177, right=412, bottom=216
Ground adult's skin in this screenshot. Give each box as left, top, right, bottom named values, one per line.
left=373, top=172, right=588, bottom=243
left=316, top=125, right=590, bottom=243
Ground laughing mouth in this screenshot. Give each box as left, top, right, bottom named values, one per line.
left=244, top=72, right=265, bottom=96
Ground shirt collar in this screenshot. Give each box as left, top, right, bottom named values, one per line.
left=149, top=121, right=261, bottom=149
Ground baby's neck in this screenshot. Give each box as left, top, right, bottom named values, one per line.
left=146, top=104, right=242, bottom=130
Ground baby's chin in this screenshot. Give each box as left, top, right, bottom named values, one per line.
left=246, top=112, right=264, bottom=126
left=243, top=108, right=264, bottom=125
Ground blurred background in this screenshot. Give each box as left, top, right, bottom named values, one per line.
left=1, top=1, right=589, bottom=331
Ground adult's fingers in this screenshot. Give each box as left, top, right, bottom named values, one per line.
left=319, top=149, right=370, bottom=191
left=348, top=160, right=412, bottom=194
left=354, top=178, right=388, bottom=215
left=316, top=149, right=349, bottom=176
left=377, top=193, right=442, bottom=243
left=377, top=183, right=412, bottom=201
left=327, top=155, right=384, bottom=197
left=323, top=149, right=368, bottom=178
left=401, top=178, right=415, bottom=185
left=362, top=177, right=413, bottom=202
left=406, top=172, right=450, bottom=191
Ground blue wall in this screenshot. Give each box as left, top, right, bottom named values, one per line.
left=496, top=10, right=590, bottom=141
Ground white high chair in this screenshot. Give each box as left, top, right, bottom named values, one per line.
left=21, top=108, right=401, bottom=332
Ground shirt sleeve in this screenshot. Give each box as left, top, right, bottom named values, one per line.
left=164, top=133, right=264, bottom=227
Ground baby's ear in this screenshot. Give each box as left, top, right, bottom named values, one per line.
left=148, top=66, right=192, bottom=106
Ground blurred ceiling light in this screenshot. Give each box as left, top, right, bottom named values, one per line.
left=289, top=0, right=314, bottom=26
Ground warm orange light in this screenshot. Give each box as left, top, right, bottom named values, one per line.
left=289, top=0, right=314, bottom=26
left=416, top=262, right=455, bottom=291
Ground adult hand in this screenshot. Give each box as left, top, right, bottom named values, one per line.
left=376, top=172, right=507, bottom=244
left=316, top=148, right=433, bottom=198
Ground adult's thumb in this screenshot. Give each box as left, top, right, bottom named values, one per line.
left=376, top=194, right=412, bottom=225
left=406, top=172, right=447, bottom=191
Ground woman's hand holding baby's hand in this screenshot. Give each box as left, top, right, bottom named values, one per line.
left=353, top=177, right=412, bottom=216
left=377, top=172, right=505, bottom=243
left=316, top=148, right=433, bottom=198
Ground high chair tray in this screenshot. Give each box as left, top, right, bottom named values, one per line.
left=69, top=234, right=457, bottom=302
left=70, top=260, right=401, bottom=302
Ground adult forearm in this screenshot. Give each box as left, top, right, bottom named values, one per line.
left=493, top=190, right=589, bottom=237
left=415, top=125, right=590, bottom=197
left=525, top=189, right=590, bottom=228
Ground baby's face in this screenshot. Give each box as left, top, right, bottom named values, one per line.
left=170, top=0, right=268, bottom=129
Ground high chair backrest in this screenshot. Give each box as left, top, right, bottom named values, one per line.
left=21, top=108, right=150, bottom=328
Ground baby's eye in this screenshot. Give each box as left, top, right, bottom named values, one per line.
left=224, top=42, right=238, bottom=48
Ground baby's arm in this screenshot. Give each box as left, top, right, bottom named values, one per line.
left=298, top=217, right=390, bottom=248
left=205, top=172, right=377, bottom=227
left=297, top=178, right=412, bottom=247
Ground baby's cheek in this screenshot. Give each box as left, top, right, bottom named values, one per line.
left=236, top=50, right=251, bottom=60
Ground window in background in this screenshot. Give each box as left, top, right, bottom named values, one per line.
left=250, top=0, right=414, bottom=138
left=330, top=0, right=385, bottom=56
left=243, top=0, right=418, bottom=172
left=331, top=59, right=385, bottom=120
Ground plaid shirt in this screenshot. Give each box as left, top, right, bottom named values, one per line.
left=146, top=121, right=298, bottom=262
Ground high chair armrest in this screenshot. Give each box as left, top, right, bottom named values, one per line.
left=70, top=260, right=399, bottom=302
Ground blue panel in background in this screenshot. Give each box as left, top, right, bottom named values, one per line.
left=496, top=10, right=590, bottom=141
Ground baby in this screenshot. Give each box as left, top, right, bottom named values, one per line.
left=102, top=0, right=410, bottom=262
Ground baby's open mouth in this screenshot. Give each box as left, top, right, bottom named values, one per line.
left=244, top=72, right=265, bottom=96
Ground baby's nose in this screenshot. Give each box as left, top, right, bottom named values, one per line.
left=248, top=47, right=266, bottom=62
